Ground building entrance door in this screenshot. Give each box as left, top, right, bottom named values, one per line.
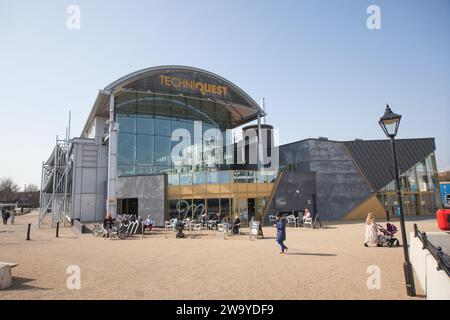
left=248, top=198, right=255, bottom=222
left=118, top=198, right=138, bottom=216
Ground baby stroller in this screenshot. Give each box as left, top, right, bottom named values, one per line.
left=376, top=223, right=400, bottom=247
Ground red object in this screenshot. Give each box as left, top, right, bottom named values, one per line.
left=436, top=209, right=450, bottom=231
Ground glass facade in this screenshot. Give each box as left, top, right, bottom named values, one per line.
left=116, top=91, right=232, bottom=177
left=377, top=152, right=442, bottom=215
left=167, top=170, right=277, bottom=186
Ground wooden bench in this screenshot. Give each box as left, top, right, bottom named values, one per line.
left=0, top=262, right=19, bottom=290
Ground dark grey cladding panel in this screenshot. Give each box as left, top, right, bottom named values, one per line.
left=279, top=140, right=310, bottom=166
left=309, top=160, right=360, bottom=174
left=344, top=138, right=436, bottom=192
left=308, top=139, right=351, bottom=161
left=314, top=172, right=372, bottom=220
left=276, top=138, right=373, bottom=220
left=265, top=171, right=316, bottom=222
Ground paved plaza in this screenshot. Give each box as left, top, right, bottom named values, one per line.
left=0, top=212, right=439, bottom=300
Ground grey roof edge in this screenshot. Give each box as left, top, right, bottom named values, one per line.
left=80, top=89, right=111, bottom=137
left=343, top=138, right=436, bottom=191
left=280, top=137, right=436, bottom=149
left=104, top=65, right=264, bottom=116
left=80, top=66, right=265, bottom=136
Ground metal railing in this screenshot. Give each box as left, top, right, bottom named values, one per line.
left=413, top=223, right=450, bottom=277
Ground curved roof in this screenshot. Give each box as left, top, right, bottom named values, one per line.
left=82, top=66, right=264, bottom=136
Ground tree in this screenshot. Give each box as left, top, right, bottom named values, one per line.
left=24, top=184, right=39, bottom=192
left=438, top=171, right=450, bottom=182
left=0, top=177, right=20, bottom=202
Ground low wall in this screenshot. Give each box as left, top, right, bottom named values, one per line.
left=409, top=231, right=450, bottom=300
left=72, top=220, right=92, bottom=234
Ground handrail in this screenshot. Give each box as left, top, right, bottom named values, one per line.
left=413, top=223, right=450, bottom=277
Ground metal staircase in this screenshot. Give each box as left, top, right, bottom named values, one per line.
left=39, top=113, right=73, bottom=227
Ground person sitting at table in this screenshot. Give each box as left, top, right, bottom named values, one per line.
left=215, top=212, right=221, bottom=230
left=232, top=215, right=241, bottom=234
left=302, top=208, right=312, bottom=223
left=144, top=215, right=154, bottom=231
left=201, top=211, right=208, bottom=225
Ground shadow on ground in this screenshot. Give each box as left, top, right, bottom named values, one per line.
left=285, top=252, right=337, bottom=257
left=8, top=277, right=52, bottom=291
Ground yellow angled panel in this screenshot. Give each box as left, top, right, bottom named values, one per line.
left=343, top=194, right=386, bottom=220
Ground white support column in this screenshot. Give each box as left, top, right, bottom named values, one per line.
left=107, top=92, right=118, bottom=219
left=257, top=113, right=262, bottom=172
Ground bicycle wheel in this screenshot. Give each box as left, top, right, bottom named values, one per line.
left=118, top=227, right=127, bottom=240
left=93, top=226, right=102, bottom=237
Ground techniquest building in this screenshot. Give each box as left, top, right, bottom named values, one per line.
left=39, top=66, right=443, bottom=226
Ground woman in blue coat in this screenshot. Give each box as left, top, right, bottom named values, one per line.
left=274, top=212, right=288, bottom=254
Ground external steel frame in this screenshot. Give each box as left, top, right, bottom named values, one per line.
left=39, top=113, right=73, bottom=227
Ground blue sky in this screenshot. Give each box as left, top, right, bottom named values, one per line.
left=0, top=0, right=449, bottom=187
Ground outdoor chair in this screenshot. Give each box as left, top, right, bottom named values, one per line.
left=216, top=223, right=228, bottom=239
left=286, top=215, right=297, bottom=228
left=207, top=220, right=216, bottom=230
left=192, top=223, right=202, bottom=232
left=231, top=222, right=241, bottom=235
left=165, top=219, right=176, bottom=232
left=302, top=216, right=313, bottom=228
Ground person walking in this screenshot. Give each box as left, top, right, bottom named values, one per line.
left=274, top=212, right=288, bottom=254
left=1, top=207, right=6, bottom=225
left=10, top=209, right=15, bottom=225
left=4, top=209, right=10, bottom=225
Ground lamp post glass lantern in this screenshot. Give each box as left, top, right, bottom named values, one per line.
left=378, top=104, right=401, bottom=138
left=379, top=104, right=416, bottom=297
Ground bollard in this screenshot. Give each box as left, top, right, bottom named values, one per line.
left=56, top=222, right=59, bottom=238
left=26, top=223, right=31, bottom=240
left=386, top=209, right=390, bottom=221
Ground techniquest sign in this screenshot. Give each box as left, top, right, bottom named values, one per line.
left=158, top=74, right=229, bottom=97
left=122, top=67, right=252, bottom=107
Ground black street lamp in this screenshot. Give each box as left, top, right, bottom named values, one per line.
left=379, top=104, right=416, bottom=297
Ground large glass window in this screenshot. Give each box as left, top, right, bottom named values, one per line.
left=116, top=92, right=232, bottom=176
left=168, top=173, right=179, bottom=186
left=180, top=173, right=192, bottom=185
left=136, top=135, right=154, bottom=164
left=155, top=117, right=172, bottom=137
left=137, top=116, right=154, bottom=135
left=117, top=115, right=136, bottom=134
left=207, top=171, right=219, bottom=184
left=416, top=161, right=428, bottom=192
left=154, top=136, right=171, bottom=167
left=117, top=133, right=135, bottom=165
left=219, top=171, right=231, bottom=184
left=193, top=172, right=206, bottom=184
left=425, top=154, right=437, bottom=191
